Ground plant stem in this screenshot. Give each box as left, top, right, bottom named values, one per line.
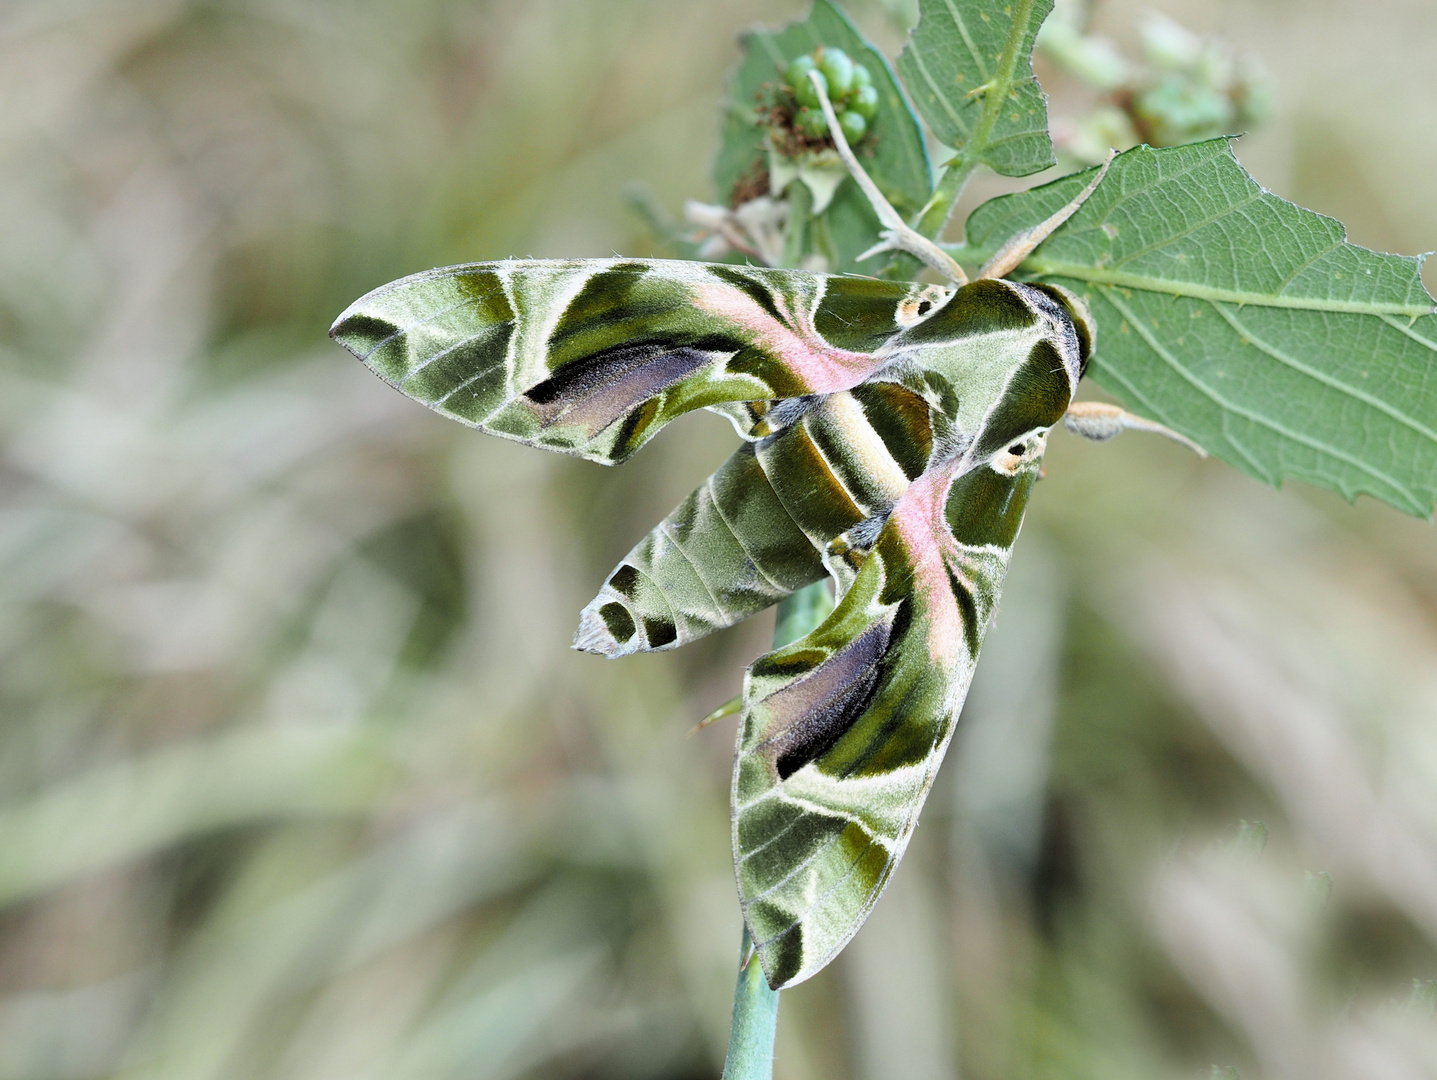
left=772, top=578, right=834, bottom=648
left=780, top=180, right=812, bottom=269
left=720, top=925, right=780, bottom=1080
left=915, top=152, right=978, bottom=241
left=881, top=153, right=980, bottom=280
left=720, top=580, right=833, bottom=1080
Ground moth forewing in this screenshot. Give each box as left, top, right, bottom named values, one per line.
left=732, top=451, right=1045, bottom=989
left=330, top=258, right=942, bottom=464
left=729, top=277, right=1091, bottom=990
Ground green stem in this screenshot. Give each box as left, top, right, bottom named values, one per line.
left=881, top=154, right=980, bottom=281
left=772, top=578, right=834, bottom=648
left=720, top=580, right=833, bottom=1080
left=902, top=0, right=1044, bottom=259
left=914, top=153, right=979, bottom=241
left=720, top=926, right=780, bottom=1080
left=780, top=180, right=812, bottom=269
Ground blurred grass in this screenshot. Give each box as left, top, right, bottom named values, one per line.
left=0, top=1, right=1435, bottom=1078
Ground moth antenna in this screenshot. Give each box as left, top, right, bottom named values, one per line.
left=807, top=71, right=967, bottom=286
left=979, top=148, right=1116, bottom=280
left=1063, top=400, right=1208, bottom=457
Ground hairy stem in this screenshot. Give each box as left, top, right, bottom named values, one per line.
left=882, top=154, right=980, bottom=279
left=720, top=579, right=833, bottom=1079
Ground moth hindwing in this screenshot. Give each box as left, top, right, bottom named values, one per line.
left=331, top=257, right=1093, bottom=988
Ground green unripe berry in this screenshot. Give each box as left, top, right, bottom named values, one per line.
left=784, top=55, right=816, bottom=93
left=793, top=68, right=828, bottom=109
left=794, top=107, right=829, bottom=139
left=838, top=109, right=867, bottom=143
left=818, top=47, right=855, bottom=97
left=852, top=63, right=873, bottom=89
left=851, top=83, right=879, bottom=120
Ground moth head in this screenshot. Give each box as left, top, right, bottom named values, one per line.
left=1022, top=282, right=1095, bottom=378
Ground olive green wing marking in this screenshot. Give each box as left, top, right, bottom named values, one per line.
left=331, top=258, right=928, bottom=465
left=732, top=452, right=1041, bottom=989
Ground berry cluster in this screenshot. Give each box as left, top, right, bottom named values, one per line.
left=782, top=47, right=878, bottom=145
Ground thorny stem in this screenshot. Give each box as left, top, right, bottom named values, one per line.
left=720, top=580, right=833, bottom=1080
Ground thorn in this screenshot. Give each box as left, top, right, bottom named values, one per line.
left=689, top=695, right=742, bottom=736
left=741, top=938, right=758, bottom=971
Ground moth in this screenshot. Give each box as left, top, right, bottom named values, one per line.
left=331, top=79, right=1190, bottom=989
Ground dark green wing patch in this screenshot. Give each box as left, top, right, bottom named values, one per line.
left=813, top=275, right=908, bottom=352
left=944, top=462, right=1036, bottom=549
left=902, top=278, right=1035, bottom=345
left=974, top=339, right=1073, bottom=457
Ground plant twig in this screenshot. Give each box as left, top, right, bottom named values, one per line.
left=720, top=925, right=780, bottom=1080
left=720, top=579, right=833, bottom=1079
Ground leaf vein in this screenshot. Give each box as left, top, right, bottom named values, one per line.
left=940, top=0, right=990, bottom=79
left=1379, top=313, right=1437, bottom=353
left=907, top=46, right=969, bottom=135
left=1098, top=289, right=1422, bottom=511
left=1110, top=191, right=1264, bottom=270
left=1209, top=302, right=1437, bottom=447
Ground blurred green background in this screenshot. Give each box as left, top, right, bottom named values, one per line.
left=1, top=1, right=1436, bottom=1078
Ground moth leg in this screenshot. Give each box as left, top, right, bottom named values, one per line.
left=1063, top=400, right=1208, bottom=457
left=978, top=149, right=1116, bottom=280
left=807, top=72, right=967, bottom=286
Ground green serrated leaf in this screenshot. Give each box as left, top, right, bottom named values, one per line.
left=896, top=0, right=1055, bottom=177
left=714, top=0, right=932, bottom=271
left=965, top=140, right=1437, bottom=517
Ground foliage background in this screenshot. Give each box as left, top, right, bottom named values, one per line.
left=1, top=1, right=1436, bottom=1078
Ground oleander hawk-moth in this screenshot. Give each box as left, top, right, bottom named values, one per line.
left=331, top=255, right=1095, bottom=988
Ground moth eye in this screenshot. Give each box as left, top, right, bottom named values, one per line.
left=917, top=300, right=932, bottom=316
left=1007, top=443, right=1025, bottom=455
